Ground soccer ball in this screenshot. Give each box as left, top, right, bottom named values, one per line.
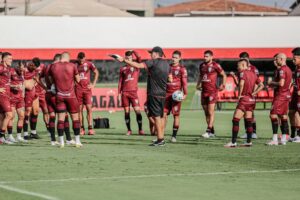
left=172, top=90, right=184, bottom=102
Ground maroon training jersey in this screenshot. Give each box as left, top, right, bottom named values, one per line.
left=43, top=64, right=53, bottom=90
left=49, top=62, right=78, bottom=98
left=24, top=67, right=37, bottom=80
left=292, top=68, right=300, bottom=95
left=76, top=61, right=96, bottom=91
left=239, top=70, right=261, bottom=97
left=0, top=64, right=11, bottom=97
left=249, top=64, right=259, bottom=76
left=10, top=68, right=24, bottom=98
left=35, top=64, right=46, bottom=94
left=166, top=64, right=188, bottom=95
left=118, top=65, right=140, bottom=93
left=199, top=61, right=223, bottom=94
left=274, top=65, right=292, bottom=99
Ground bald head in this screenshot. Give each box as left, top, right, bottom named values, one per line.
left=274, top=53, right=287, bottom=68
left=61, top=52, right=70, bottom=62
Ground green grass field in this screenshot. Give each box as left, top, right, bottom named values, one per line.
left=0, top=110, right=300, bottom=200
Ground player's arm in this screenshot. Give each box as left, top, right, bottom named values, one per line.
left=196, top=74, right=202, bottom=90
left=219, top=70, right=227, bottom=91
left=0, top=87, right=5, bottom=94
left=229, top=71, right=239, bottom=85
left=132, top=50, right=142, bottom=63
left=181, top=68, right=188, bottom=99
left=252, top=82, right=264, bottom=96
left=117, top=57, right=145, bottom=69
left=238, top=79, right=245, bottom=99
left=268, top=79, right=285, bottom=87
left=75, top=74, right=80, bottom=83
left=34, top=74, right=47, bottom=90
left=90, top=68, right=99, bottom=89
left=118, top=68, right=123, bottom=99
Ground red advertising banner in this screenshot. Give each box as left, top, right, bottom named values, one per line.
left=91, top=88, right=147, bottom=112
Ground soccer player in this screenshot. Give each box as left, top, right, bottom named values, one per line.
left=266, top=53, right=292, bottom=146
left=230, top=52, right=260, bottom=139
left=0, top=52, right=13, bottom=144
left=75, top=52, right=99, bottom=136
left=117, top=46, right=170, bottom=146
left=118, top=50, right=144, bottom=136
left=224, top=59, right=264, bottom=148
left=49, top=52, right=82, bottom=148
left=196, top=50, right=227, bottom=138
left=289, top=47, right=300, bottom=143
left=144, top=101, right=156, bottom=136
left=7, top=61, right=26, bottom=143
left=163, top=50, right=188, bottom=142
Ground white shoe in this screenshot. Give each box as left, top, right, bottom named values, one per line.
left=66, top=140, right=76, bottom=145
left=224, top=142, right=237, bottom=148
left=288, top=137, right=296, bottom=142
left=51, top=141, right=60, bottom=146
left=170, top=137, right=177, bottom=143
left=293, top=136, right=300, bottom=143
left=202, top=133, right=215, bottom=138
left=7, top=136, right=16, bottom=143
left=75, top=143, right=83, bottom=148
left=279, top=141, right=287, bottom=145
left=0, top=138, right=14, bottom=145
left=252, top=133, right=258, bottom=139
left=240, top=142, right=253, bottom=147
left=16, top=137, right=27, bottom=143
left=266, top=140, right=278, bottom=146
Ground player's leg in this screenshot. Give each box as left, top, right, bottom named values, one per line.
left=279, top=114, right=289, bottom=145
left=149, top=116, right=156, bottom=136
left=30, top=98, right=40, bottom=139
left=48, top=111, right=57, bottom=145
left=201, top=103, right=210, bottom=138
left=23, top=106, right=32, bottom=140
left=294, top=111, right=300, bottom=142
left=207, top=103, right=215, bottom=136
left=0, top=103, right=13, bottom=144
left=86, top=104, right=94, bottom=135
left=15, top=107, right=25, bottom=142
left=55, top=97, right=67, bottom=148
left=243, top=111, right=254, bottom=146
left=124, top=107, right=131, bottom=135
left=252, top=112, right=257, bottom=137
left=64, top=113, right=74, bottom=144
left=65, top=97, right=81, bottom=147
left=288, top=109, right=296, bottom=140
left=170, top=101, right=182, bottom=142
left=149, top=96, right=165, bottom=146
left=39, top=95, right=50, bottom=134
left=133, top=106, right=144, bottom=135
left=7, top=107, right=16, bottom=142
left=224, top=109, right=244, bottom=148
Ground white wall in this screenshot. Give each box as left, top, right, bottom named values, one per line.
left=0, top=16, right=299, bottom=48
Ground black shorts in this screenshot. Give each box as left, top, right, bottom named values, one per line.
left=147, top=95, right=165, bottom=117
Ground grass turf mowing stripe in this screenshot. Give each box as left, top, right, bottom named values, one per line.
left=1, top=168, right=300, bottom=184
left=0, top=184, right=59, bottom=200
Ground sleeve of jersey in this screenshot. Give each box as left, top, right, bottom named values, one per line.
left=90, top=62, right=97, bottom=72
left=239, top=72, right=245, bottom=81
left=144, top=60, right=153, bottom=69
left=181, top=68, right=188, bottom=95
left=279, top=69, right=286, bottom=80
left=133, top=51, right=142, bottom=63
left=215, top=64, right=224, bottom=74
left=255, top=77, right=262, bottom=84
left=118, top=68, right=123, bottom=94
left=74, top=64, right=79, bottom=75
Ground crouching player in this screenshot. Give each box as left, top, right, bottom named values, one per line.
left=7, top=61, right=26, bottom=142
left=224, top=59, right=264, bottom=148
left=163, top=50, right=187, bottom=142
left=289, top=47, right=300, bottom=143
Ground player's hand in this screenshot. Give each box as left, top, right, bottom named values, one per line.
left=88, top=84, right=95, bottom=89
left=196, top=85, right=202, bottom=91
left=117, top=56, right=124, bottom=62
left=168, top=75, right=173, bottom=83
left=238, top=95, right=244, bottom=100
left=267, top=77, right=272, bottom=86
left=229, top=71, right=235, bottom=76
left=298, top=90, right=300, bottom=96
left=0, top=87, right=5, bottom=93
left=183, top=95, right=187, bottom=100
left=219, top=84, right=225, bottom=91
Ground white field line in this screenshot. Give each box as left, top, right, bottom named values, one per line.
left=1, top=168, right=299, bottom=185
left=0, top=184, right=59, bottom=200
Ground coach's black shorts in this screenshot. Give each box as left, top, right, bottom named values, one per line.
left=147, top=95, right=165, bottom=117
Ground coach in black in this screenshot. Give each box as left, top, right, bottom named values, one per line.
left=117, top=46, right=170, bottom=146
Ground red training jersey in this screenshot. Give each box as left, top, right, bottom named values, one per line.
left=199, top=61, right=223, bottom=94
left=118, top=65, right=140, bottom=93
left=10, top=68, right=24, bottom=99
left=49, top=62, right=78, bottom=98
left=273, top=65, right=292, bottom=100
left=239, top=70, right=261, bottom=98
left=0, top=64, right=11, bottom=97
left=76, top=61, right=96, bottom=91
left=35, top=64, right=46, bottom=95
left=166, top=64, right=188, bottom=95
left=292, top=68, right=300, bottom=96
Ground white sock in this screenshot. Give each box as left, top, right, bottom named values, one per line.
left=17, top=133, right=22, bottom=139
left=31, top=130, right=37, bottom=134
left=273, top=134, right=278, bottom=142
left=59, top=136, right=64, bottom=145
left=9, top=134, right=14, bottom=139
left=75, top=135, right=80, bottom=144
left=281, top=134, right=287, bottom=142
left=24, top=132, right=28, bottom=136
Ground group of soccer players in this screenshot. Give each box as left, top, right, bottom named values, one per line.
left=1, top=46, right=300, bottom=147
left=0, top=51, right=99, bottom=147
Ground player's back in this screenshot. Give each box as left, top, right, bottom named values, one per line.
left=241, top=70, right=259, bottom=97
left=50, top=62, right=78, bottom=97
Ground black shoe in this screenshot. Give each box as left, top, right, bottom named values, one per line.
left=149, top=140, right=165, bottom=147
left=24, top=135, right=32, bottom=140
left=30, top=133, right=41, bottom=139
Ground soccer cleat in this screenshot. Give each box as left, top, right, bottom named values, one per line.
left=16, top=137, right=27, bottom=143
left=51, top=141, right=60, bottom=146
left=66, top=140, right=76, bottom=145
left=80, top=128, right=85, bottom=136
left=7, top=136, right=16, bottom=143
left=23, top=135, right=32, bottom=140
left=201, top=132, right=210, bottom=138
left=265, top=140, right=278, bottom=146
left=170, top=136, right=177, bottom=143
left=126, top=130, right=132, bottom=136
left=149, top=140, right=165, bottom=147
left=279, top=141, right=287, bottom=145
left=0, top=138, right=14, bottom=145
left=224, top=142, right=237, bottom=148
left=293, top=136, right=300, bottom=143
left=138, top=130, right=145, bottom=136
left=288, top=137, right=296, bottom=142
left=75, top=143, right=83, bottom=148
left=240, top=142, right=253, bottom=147
left=30, top=133, right=41, bottom=139
left=88, top=129, right=95, bottom=135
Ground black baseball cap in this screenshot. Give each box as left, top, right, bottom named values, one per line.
left=148, top=46, right=165, bottom=57
left=292, top=47, right=300, bottom=56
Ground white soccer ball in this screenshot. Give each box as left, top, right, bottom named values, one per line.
left=172, top=90, right=184, bottom=102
